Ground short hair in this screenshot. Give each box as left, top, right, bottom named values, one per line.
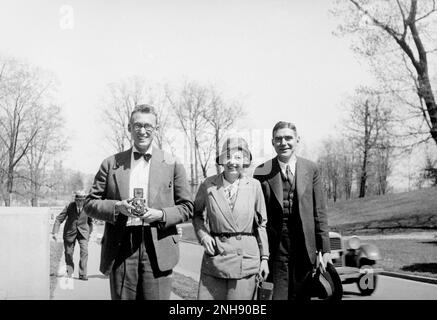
left=130, top=104, right=158, bottom=123
left=272, top=121, right=297, bottom=137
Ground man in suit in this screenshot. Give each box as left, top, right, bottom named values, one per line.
left=52, top=190, right=93, bottom=280
left=84, top=104, right=193, bottom=300
left=253, top=121, right=331, bottom=300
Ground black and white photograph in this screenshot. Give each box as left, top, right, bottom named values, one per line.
left=0, top=0, right=436, bottom=307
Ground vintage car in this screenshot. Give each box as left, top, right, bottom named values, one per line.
left=329, top=231, right=382, bottom=296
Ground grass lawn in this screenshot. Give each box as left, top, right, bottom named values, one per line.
left=49, top=240, right=64, bottom=299
left=327, top=187, right=437, bottom=235
left=365, top=238, right=437, bottom=279
left=173, top=271, right=198, bottom=300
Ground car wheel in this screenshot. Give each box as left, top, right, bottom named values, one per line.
left=357, top=268, right=377, bottom=296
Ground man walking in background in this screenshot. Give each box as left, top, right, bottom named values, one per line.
left=52, top=190, right=93, bottom=280
left=254, top=121, right=331, bottom=300
left=84, top=104, right=193, bottom=300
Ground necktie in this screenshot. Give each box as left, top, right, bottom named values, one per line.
left=286, top=164, right=294, bottom=186
left=134, top=152, right=152, bottom=162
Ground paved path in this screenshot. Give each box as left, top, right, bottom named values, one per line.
left=51, top=235, right=182, bottom=300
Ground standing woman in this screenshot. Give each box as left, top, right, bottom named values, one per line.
left=193, top=136, right=269, bottom=300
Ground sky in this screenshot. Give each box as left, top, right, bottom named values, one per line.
left=0, top=0, right=375, bottom=175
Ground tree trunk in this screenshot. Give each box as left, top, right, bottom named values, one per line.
left=215, top=129, right=220, bottom=174
left=31, top=179, right=38, bottom=207
left=333, top=178, right=338, bottom=202
left=4, top=195, right=11, bottom=207
left=418, top=74, right=437, bottom=146
left=359, top=152, right=367, bottom=198
left=5, top=168, right=14, bottom=207
left=194, top=137, right=199, bottom=187
left=31, top=197, right=38, bottom=207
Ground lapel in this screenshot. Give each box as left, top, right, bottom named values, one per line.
left=233, top=176, right=250, bottom=228
left=296, top=156, right=310, bottom=206
left=75, top=203, right=82, bottom=215
left=209, top=174, right=238, bottom=231
left=148, top=147, right=165, bottom=207
left=114, top=148, right=132, bottom=201
left=267, top=157, right=283, bottom=208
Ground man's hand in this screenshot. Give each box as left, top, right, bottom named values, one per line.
left=200, top=235, right=216, bottom=256
left=259, top=259, right=269, bottom=281
left=140, top=208, right=164, bottom=223
left=115, top=200, right=135, bottom=217
left=320, top=252, right=332, bottom=272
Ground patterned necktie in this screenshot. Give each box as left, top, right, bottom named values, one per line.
left=133, top=152, right=152, bottom=162
left=286, top=164, right=294, bottom=186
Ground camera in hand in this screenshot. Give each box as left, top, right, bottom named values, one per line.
left=128, top=188, right=147, bottom=217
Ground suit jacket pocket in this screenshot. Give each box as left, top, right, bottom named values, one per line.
left=172, top=235, right=180, bottom=244
left=214, top=238, right=226, bottom=255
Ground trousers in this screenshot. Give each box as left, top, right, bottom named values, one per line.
left=109, top=226, right=172, bottom=300
left=63, top=232, right=88, bottom=277
left=271, top=218, right=313, bottom=300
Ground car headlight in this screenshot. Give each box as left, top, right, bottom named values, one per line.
left=348, top=236, right=361, bottom=250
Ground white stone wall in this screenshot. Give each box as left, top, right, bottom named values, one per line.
left=0, top=207, right=50, bottom=300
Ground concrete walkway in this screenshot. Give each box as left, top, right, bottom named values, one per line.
left=51, top=234, right=182, bottom=300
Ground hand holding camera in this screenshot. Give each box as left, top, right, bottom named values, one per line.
left=126, top=188, right=148, bottom=217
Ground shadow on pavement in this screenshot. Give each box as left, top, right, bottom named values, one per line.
left=87, top=274, right=109, bottom=279
left=342, top=290, right=362, bottom=296
left=401, top=263, right=437, bottom=274
left=419, top=240, right=437, bottom=245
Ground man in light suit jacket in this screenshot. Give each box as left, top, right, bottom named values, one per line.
left=253, top=121, right=331, bottom=300
left=84, top=104, right=193, bottom=300
left=52, top=190, right=93, bottom=280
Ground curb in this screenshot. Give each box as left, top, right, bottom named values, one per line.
left=381, top=271, right=437, bottom=285
left=181, top=239, right=200, bottom=246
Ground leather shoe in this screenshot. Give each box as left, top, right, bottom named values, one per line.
left=79, top=275, right=88, bottom=281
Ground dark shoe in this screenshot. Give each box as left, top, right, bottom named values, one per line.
left=79, top=275, right=88, bottom=281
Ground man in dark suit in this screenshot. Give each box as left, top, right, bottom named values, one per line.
left=253, top=121, right=331, bottom=300
left=84, top=104, right=193, bottom=300
left=52, top=190, right=93, bottom=280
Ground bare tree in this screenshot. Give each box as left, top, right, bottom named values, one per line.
left=318, top=137, right=357, bottom=201
left=24, top=104, right=66, bottom=206
left=318, top=139, right=342, bottom=202
left=421, top=150, right=437, bottom=185
left=373, top=139, right=393, bottom=195
left=0, top=57, right=57, bottom=206
left=102, top=76, right=174, bottom=153
left=166, top=81, right=210, bottom=190
left=202, top=87, right=245, bottom=174
left=344, top=87, right=393, bottom=197
left=196, top=132, right=215, bottom=178
left=333, top=0, right=437, bottom=146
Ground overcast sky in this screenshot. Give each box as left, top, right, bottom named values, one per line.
left=0, top=0, right=375, bottom=174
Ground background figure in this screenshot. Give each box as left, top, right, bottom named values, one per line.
left=254, top=121, right=331, bottom=300
left=84, top=104, right=193, bottom=300
left=52, top=190, right=93, bottom=280
left=193, top=136, right=269, bottom=300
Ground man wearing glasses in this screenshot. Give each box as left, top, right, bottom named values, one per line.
left=254, top=121, right=331, bottom=300
left=84, top=104, right=193, bottom=300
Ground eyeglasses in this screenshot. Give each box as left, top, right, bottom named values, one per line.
left=132, top=123, right=156, bottom=133
left=273, top=136, right=294, bottom=143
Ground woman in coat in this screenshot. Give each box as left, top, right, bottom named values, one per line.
left=193, top=136, right=269, bottom=300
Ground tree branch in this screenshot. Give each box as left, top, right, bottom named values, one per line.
left=415, top=0, right=436, bottom=22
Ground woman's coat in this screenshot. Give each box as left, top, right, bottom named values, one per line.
left=193, top=173, right=269, bottom=279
